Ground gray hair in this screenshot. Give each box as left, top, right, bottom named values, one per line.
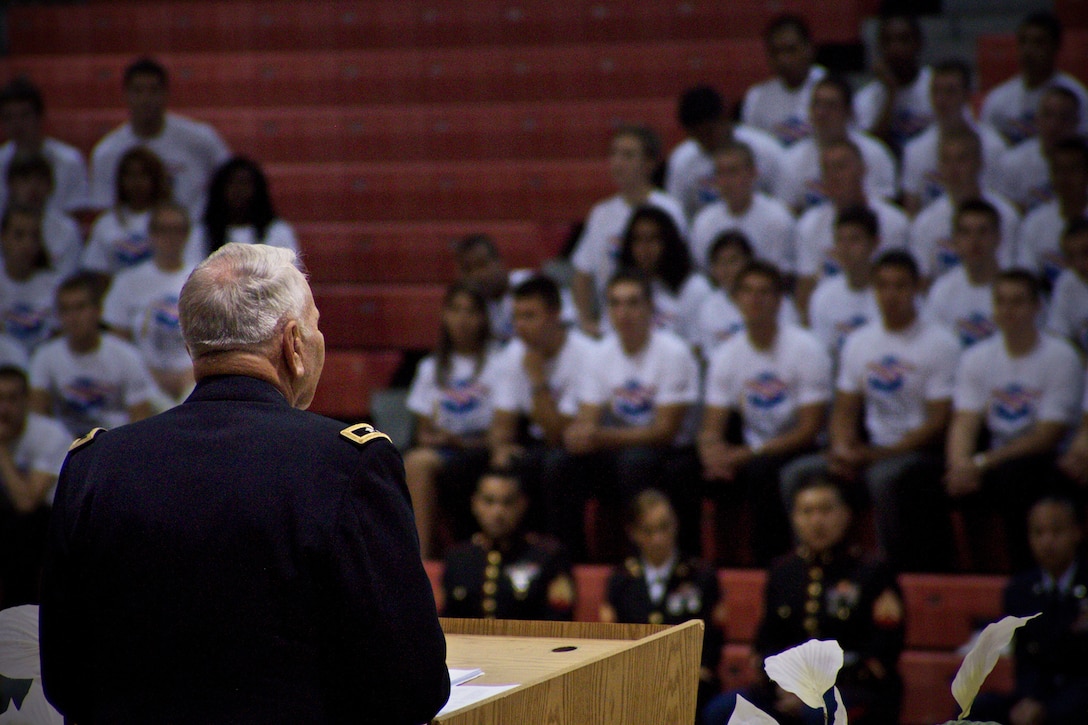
left=179, top=243, right=309, bottom=358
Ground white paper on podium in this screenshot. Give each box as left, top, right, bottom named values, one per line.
left=447, top=667, right=483, bottom=686
left=435, top=684, right=519, bottom=717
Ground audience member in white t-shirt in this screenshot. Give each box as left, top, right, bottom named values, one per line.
left=698, top=261, right=831, bottom=564
left=999, top=86, right=1082, bottom=214
left=781, top=250, right=961, bottom=572
left=689, top=141, right=795, bottom=275
left=403, top=282, right=505, bottom=558
left=1017, top=136, right=1088, bottom=286
left=0, top=77, right=88, bottom=215
left=543, top=270, right=701, bottom=560
left=617, top=205, right=710, bottom=341
left=909, top=129, right=1019, bottom=283
left=778, top=75, right=899, bottom=213
left=5, top=153, right=81, bottom=279
left=792, top=138, right=909, bottom=322
left=28, top=273, right=156, bottom=438
left=664, top=86, right=785, bottom=222
left=570, top=125, right=686, bottom=338
left=808, top=206, right=882, bottom=360
left=924, top=199, right=1008, bottom=348
left=742, top=14, right=826, bottom=146
left=1057, top=371, right=1088, bottom=487
left=90, top=57, right=230, bottom=219
left=0, top=206, right=60, bottom=354
left=853, top=13, right=933, bottom=154
left=102, top=202, right=197, bottom=408
left=980, top=11, right=1088, bottom=146
left=81, top=147, right=172, bottom=275
left=1046, top=218, right=1088, bottom=354
left=198, top=156, right=298, bottom=264
left=901, top=60, right=1009, bottom=215
left=945, top=270, right=1084, bottom=571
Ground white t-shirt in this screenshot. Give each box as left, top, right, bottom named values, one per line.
left=0, top=268, right=59, bottom=354
left=794, top=196, right=910, bottom=279
left=922, top=268, right=997, bottom=348
left=741, top=65, right=827, bottom=146
left=0, top=137, right=89, bottom=213
left=704, top=325, right=831, bottom=450
left=90, top=113, right=230, bottom=218
left=908, top=190, right=1020, bottom=280
left=664, top=128, right=785, bottom=222
left=954, top=333, right=1084, bottom=450
left=102, top=261, right=194, bottom=373
left=980, top=72, right=1088, bottom=145
left=195, top=219, right=300, bottom=262
left=1047, top=269, right=1088, bottom=353
left=808, top=275, right=879, bottom=355
left=405, top=348, right=505, bottom=438
left=11, top=412, right=73, bottom=505
left=1016, top=200, right=1084, bottom=286
left=81, top=207, right=153, bottom=274
left=28, top=333, right=156, bottom=437
left=997, top=137, right=1052, bottom=212
left=853, top=66, right=935, bottom=149
left=777, top=130, right=899, bottom=211
left=652, top=274, right=713, bottom=341
left=578, top=329, right=700, bottom=445
left=0, top=333, right=29, bottom=370
left=900, top=120, right=1009, bottom=206
left=837, top=318, right=960, bottom=447
left=688, top=193, right=796, bottom=273
left=40, top=208, right=83, bottom=280
left=690, top=287, right=799, bottom=356
left=492, top=330, right=597, bottom=439
left=570, top=190, right=687, bottom=301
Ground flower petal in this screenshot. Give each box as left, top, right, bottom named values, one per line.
left=951, top=613, right=1040, bottom=718
left=831, top=686, right=848, bottom=725
left=764, top=639, right=844, bottom=711
left=728, top=695, right=780, bottom=725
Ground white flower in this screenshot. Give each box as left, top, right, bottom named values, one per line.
left=951, top=613, right=1040, bottom=719
left=727, top=695, right=780, bottom=725
left=764, top=639, right=844, bottom=711
left=832, top=687, right=848, bottom=725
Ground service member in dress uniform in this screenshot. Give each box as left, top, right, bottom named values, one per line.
left=703, top=473, right=904, bottom=725
left=973, top=495, right=1088, bottom=725
left=442, top=469, right=575, bottom=620
left=600, top=489, right=725, bottom=723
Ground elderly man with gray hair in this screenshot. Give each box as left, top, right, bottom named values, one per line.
left=39, top=243, right=450, bottom=725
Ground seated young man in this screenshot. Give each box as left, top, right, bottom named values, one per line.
left=972, top=496, right=1088, bottom=725
left=698, top=260, right=831, bottom=565
left=441, top=469, right=574, bottom=621
left=945, top=270, right=1083, bottom=571
left=702, top=473, right=905, bottom=725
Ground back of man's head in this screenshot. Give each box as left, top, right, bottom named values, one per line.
left=180, top=243, right=307, bottom=358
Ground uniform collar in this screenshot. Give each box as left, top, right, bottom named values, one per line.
left=186, top=375, right=292, bottom=407
left=1042, top=561, right=1079, bottom=595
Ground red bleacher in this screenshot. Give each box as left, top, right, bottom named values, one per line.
left=308, top=349, right=403, bottom=419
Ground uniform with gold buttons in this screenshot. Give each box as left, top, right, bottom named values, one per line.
left=442, top=532, right=574, bottom=620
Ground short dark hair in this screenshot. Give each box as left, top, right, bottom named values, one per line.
left=877, top=5, right=922, bottom=41
left=613, top=123, right=662, bottom=163
left=512, top=274, right=562, bottom=312
left=0, top=205, right=49, bottom=271
left=735, top=259, right=785, bottom=296
left=626, top=488, right=676, bottom=528
left=475, top=468, right=526, bottom=497
left=606, top=267, right=654, bottom=304
left=1029, top=494, right=1082, bottom=527
left=0, top=364, right=28, bottom=393
left=814, top=74, right=854, bottom=109
left=1062, top=216, right=1088, bottom=242
left=677, top=85, right=725, bottom=130
left=995, top=268, right=1043, bottom=302
left=955, top=198, right=1001, bottom=232
left=708, top=230, right=753, bottom=263
left=454, top=233, right=499, bottom=261
left=123, top=56, right=169, bottom=87
left=58, top=271, right=108, bottom=306
left=872, top=248, right=920, bottom=282
left=932, top=58, right=974, bottom=90
left=6, top=151, right=53, bottom=185
left=1051, top=136, right=1088, bottom=169
left=715, top=140, right=756, bottom=168
left=1019, top=11, right=1062, bottom=47
left=0, top=76, right=44, bottom=116
left=765, top=14, right=811, bottom=45
left=835, top=205, right=880, bottom=239
left=791, top=471, right=850, bottom=511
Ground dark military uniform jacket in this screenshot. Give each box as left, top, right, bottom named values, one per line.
left=40, top=375, right=450, bottom=725
left=442, top=531, right=575, bottom=620
left=1004, top=558, right=1088, bottom=709
left=606, top=555, right=724, bottom=672
left=755, top=545, right=904, bottom=693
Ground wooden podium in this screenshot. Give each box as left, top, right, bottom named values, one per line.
left=433, top=617, right=705, bottom=724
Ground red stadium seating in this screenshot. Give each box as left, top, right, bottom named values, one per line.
left=976, top=31, right=1088, bottom=91
left=7, top=0, right=860, bottom=55
left=899, top=651, right=1013, bottom=725
left=307, top=349, right=403, bottom=419
left=312, top=283, right=446, bottom=350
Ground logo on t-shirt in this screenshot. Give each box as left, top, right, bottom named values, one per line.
left=865, top=356, right=914, bottom=394
left=1041, top=251, right=1067, bottom=288
left=834, top=315, right=869, bottom=351
left=935, top=239, right=959, bottom=276
left=3, top=304, right=49, bottom=346
left=745, top=371, right=789, bottom=410
left=892, top=109, right=930, bottom=144
left=774, top=117, right=811, bottom=146
left=61, top=377, right=118, bottom=415
left=113, top=232, right=152, bottom=269
left=611, top=379, right=656, bottom=426
left=991, top=383, right=1041, bottom=423
left=955, top=312, right=996, bottom=348
left=440, top=378, right=488, bottom=416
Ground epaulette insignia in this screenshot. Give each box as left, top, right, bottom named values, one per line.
left=340, top=423, right=392, bottom=446
left=68, top=427, right=106, bottom=452
left=625, top=557, right=642, bottom=577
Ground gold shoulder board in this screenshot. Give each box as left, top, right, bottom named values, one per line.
left=340, top=423, right=392, bottom=446
left=68, top=427, right=106, bottom=452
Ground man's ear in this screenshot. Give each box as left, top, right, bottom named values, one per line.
left=281, top=319, right=304, bottom=377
